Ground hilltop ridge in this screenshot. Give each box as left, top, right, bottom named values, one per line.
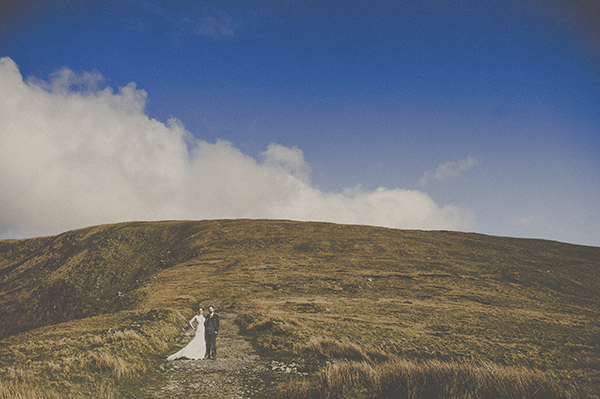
left=1, top=219, right=597, bottom=338
left=1, top=220, right=598, bottom=397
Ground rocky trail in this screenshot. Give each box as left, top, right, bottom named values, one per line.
left=138, top=313, right=296, bottom=398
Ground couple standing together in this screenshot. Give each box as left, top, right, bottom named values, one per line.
left=167, top=306, right=220, bottom=361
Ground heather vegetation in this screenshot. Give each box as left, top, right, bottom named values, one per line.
left=1, top=220, right=598, bottom=398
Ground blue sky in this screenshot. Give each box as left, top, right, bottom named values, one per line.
left=1, top=0, right=599, bottom=246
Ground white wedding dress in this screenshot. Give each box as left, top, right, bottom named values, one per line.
left=167, top=315, right=206, bottom=360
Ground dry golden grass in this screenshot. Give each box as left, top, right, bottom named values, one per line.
left=280, top=357, right=567, bottom=399
left=301, top=337, right=391, bottom=364
left=0, top=380, right=61, bottom=399
left=0, top=380, right=117, bottom=399
left=304, top=337, right=368, bottom=361
left=0, top=308, right=185, bottom=398
left=376, top=359, right=566, bottom=399
left=318, top=361, right=376, bottom=398
left=89, top=351, right=135, bottom=379
left=279, top=379, right=314, bottom=399
left=1, top=219, right=598, bottom=397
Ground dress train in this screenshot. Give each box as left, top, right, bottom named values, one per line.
left=167, top=320, right=206, bottom=360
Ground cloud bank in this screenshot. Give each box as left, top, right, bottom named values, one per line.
left=0, top=57, right=473, bottom=238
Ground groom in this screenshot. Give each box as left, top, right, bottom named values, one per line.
left=203, top=306, right=220, bottom=360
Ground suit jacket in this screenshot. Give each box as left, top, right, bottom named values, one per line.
left=204, top=313, right=220, bottom=333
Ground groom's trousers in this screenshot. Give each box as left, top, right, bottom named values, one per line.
left=205, top=330, right=217, bottom=357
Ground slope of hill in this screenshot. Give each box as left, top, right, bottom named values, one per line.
left=0, top=220, right=598, bottom=398
left=0, top=221, right=202, bottom=338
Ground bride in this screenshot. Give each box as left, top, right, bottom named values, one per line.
left=167, top=307, right=206, bottom=360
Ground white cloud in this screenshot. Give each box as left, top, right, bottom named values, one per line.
left=419, top=156, right=477, bottom=187
left=0, top=57, right=473, bottom=238
left=261, top=143, right=311, bottom=183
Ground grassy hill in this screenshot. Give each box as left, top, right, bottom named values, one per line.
left=0, top=220, right=598, bottom=398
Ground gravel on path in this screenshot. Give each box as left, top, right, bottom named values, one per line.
left=140, top=313, right=287, bottom=399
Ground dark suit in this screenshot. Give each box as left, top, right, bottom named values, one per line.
left=204, top=313, right=220, bottom=357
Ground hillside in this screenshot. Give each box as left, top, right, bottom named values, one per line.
left=0, top=220, right=598, bottom=398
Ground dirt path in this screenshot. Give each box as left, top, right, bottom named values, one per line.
left=140, top=313, right=287, bottom=398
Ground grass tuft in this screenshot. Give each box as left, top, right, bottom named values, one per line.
left=89, top=351, right=135, bottom=379
left=280, top=357, right=568, bottom=399
left=300, top=336, right=393, bottom=365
